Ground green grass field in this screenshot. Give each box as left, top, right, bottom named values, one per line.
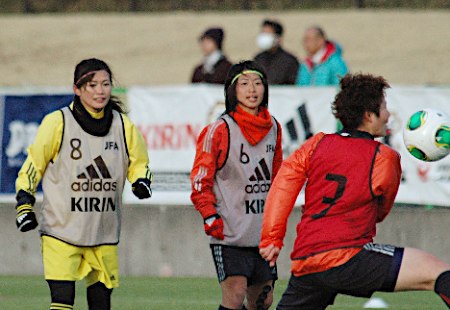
left=0, top=276, right=445, bottom=309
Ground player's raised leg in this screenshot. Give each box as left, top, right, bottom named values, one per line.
left=395, top=247, right=450, bottom=307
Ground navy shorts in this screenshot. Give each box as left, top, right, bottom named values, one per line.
left=210, top=244, right=278, bottom=286
left=277, top=243, right=404, bottom=310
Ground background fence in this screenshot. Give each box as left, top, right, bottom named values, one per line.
left=1, top=0, right=449, bottom=13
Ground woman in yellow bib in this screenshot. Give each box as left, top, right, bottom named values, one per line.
left=15, top=58, right=152, bottom=310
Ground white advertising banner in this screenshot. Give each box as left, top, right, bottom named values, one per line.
left=384, top=87, right=450, bottom=206
left=125, top=85, right=450, bottom=207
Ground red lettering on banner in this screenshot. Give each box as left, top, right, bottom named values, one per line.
left=137, top=123, right=202, bottom=150
left=186, top=124, right=200, bottom=144
left=139, top=126, right=152, bottom=144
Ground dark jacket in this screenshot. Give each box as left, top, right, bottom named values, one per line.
left=191, top=56, right=233, bottom=84
left=254, top=47, right=299, bottom=85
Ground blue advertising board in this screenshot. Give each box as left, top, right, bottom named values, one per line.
left=0, top=94, right=72, bottom=193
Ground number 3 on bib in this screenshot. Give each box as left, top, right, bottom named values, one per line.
left=311, top=173, right=347, bottom=219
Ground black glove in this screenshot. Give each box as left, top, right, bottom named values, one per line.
left=132, top=178, right=152, bottom=199
left=15, top=190, right=38, bottom=232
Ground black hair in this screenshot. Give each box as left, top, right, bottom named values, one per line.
left=73, top=58, right=125, bottom=113
left=224, top=60, right=269, bottom=114
left=200, top=27, right=224, bottom=50
left=262, top=19, right=283, bottom=36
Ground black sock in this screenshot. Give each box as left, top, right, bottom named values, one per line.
left=218, top=305, right=235, bottom=310
left=435, top=270, right=450, bottom=308
left=47, top=280, right=75, bottom=309
left=87, top=282, right=112, bottom=310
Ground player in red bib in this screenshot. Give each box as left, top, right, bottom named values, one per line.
left=259, top=73, right=450, bottom=309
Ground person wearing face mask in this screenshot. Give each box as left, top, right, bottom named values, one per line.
left=254, top=19, right=299, bottom=85
left=191, top=27, right=233, bottom=84
left=296, top=26, right=349, bottom=86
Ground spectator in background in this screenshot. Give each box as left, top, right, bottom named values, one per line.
left=191, top=27, right=233, bottom=84
left=296, top=26, right=349, bottom=86
left=254, top=19, right=299, bottom=85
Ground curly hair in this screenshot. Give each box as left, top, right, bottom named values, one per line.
left=332, top=73, right=390, bottom=130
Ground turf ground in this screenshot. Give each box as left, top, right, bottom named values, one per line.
left=0, top=276, right=445, bottom=309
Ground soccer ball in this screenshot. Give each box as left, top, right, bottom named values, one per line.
left=403, top=108, right=450, bottom=161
